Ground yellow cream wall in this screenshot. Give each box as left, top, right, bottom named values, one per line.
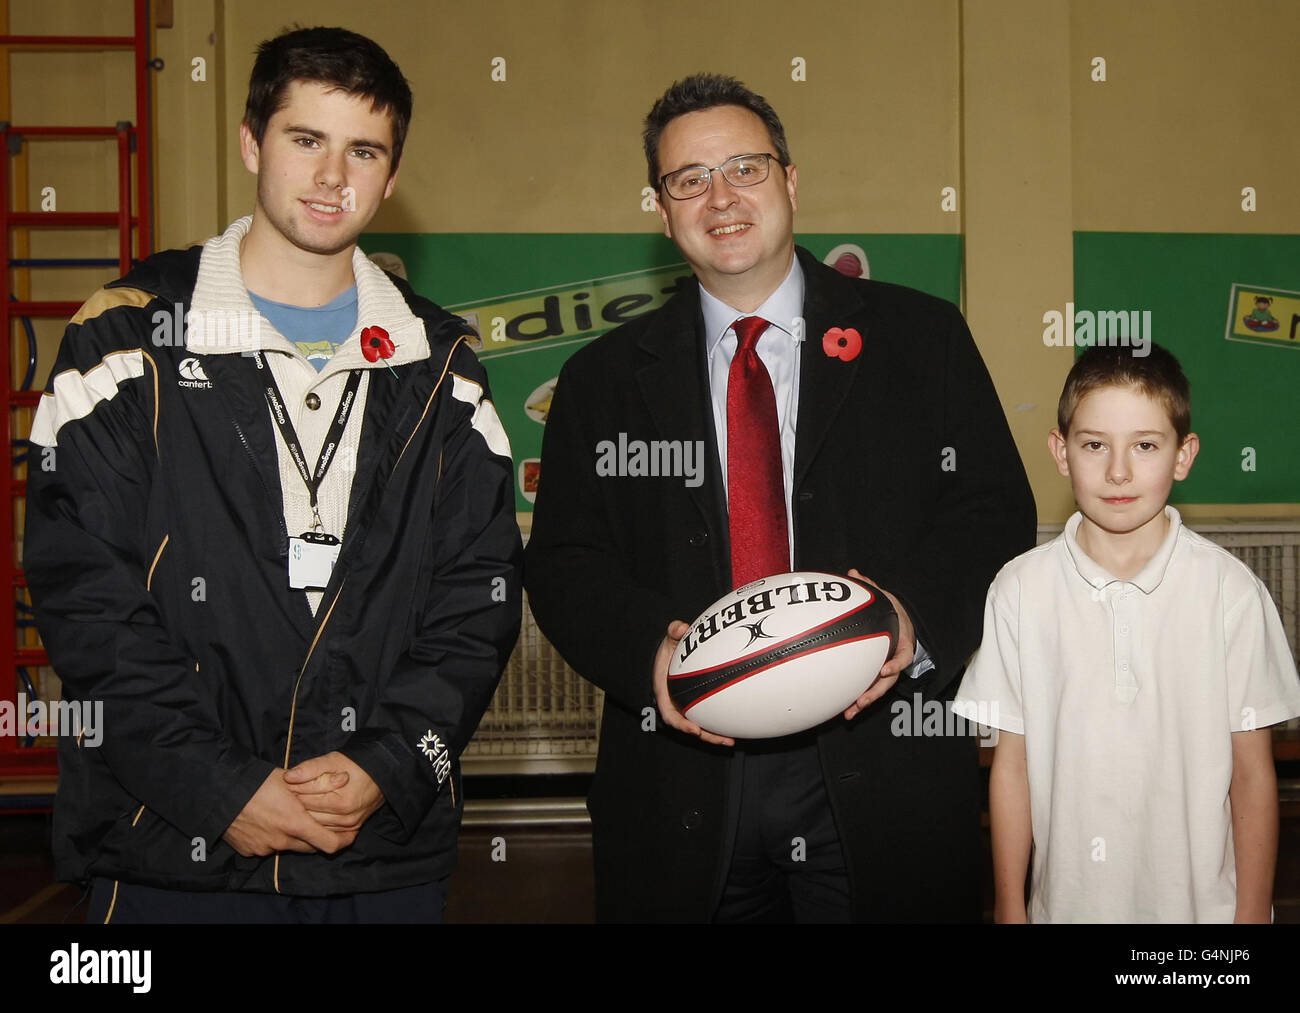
left=9, top=1, right=1298, bottom=521
left=209, top=0, right=963, bottom=235
left=1066, top=0, right=1299, bottom=522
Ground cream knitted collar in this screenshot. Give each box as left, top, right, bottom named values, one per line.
left=185, top=215, right=430, bottom=377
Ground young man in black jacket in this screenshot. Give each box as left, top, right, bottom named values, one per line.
left=25, top=27, right=521, bottom=923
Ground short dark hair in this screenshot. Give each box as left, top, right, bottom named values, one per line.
left=643, top=73, right=792, bottom=190
left=243, top=26, right=413, bottom=173
left=1057, top=343, right=1192, bottom=442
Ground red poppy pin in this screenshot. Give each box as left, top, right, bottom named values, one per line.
left=822, top=326, right=862, bottom=362
left=361, top=325, right=395, bottom=362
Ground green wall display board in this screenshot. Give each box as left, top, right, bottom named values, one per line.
left=1074, top=233, right=1300, bottom=504
left=363, top=232, right=961, bottom=512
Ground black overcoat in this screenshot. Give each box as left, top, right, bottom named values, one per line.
left=525, top=247, right=1036, bottom=921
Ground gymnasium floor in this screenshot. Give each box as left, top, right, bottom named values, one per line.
left=2, top=768, right=1297, bottom=924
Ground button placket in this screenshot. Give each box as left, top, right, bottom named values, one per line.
left=1113, top=585, right=1138, bottom=704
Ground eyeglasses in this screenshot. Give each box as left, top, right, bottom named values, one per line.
left=659, top=153, right=778, bottom=200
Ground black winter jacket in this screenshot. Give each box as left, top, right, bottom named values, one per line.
left=24, top=245, right=522, bottom=895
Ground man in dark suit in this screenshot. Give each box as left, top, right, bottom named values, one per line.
left=525, top=74, right=1035, bottom=922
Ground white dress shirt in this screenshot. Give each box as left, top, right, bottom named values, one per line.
left=700, top=255, right=804, bottom=563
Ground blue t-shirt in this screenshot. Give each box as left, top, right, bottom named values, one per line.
left=248, top=285, right=358, bottom=372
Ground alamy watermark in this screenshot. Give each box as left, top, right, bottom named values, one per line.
left=152, top=305, right=265, bottom=352
left=892, top=693, right=998, bottom=747
left=1, top=694, right=102, bottom=746
left=1042, top=302, right=1152, bottom=357
left=50, top=945, right=150, bottom=992
left=595, top=433, right=706, bottom=488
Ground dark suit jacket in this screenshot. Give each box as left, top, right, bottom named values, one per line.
left=525, top=246, right=1036, bottom=921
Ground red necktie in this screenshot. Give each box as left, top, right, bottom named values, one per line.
left=727, top=315, right=790, bottom=588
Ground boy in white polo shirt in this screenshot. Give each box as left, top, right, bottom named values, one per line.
left=955, top=343, right=1300, bottom=923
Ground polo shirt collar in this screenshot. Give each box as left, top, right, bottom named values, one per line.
left=1063, top=505, right=1183, bottom=594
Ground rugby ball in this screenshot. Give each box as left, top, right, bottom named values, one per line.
left=667, top=571, right=897, bottom=739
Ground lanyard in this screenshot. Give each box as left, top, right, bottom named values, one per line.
left=252, top=351, right=362, bottom=532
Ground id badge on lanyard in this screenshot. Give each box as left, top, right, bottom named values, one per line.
left=252, top=352, right=361, bottom=592
left=288, top=531, right=342, bottom=591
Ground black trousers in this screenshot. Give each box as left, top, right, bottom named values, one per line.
left=713, top=737, right=852, bottom=923
left=86, top=876, right=450, bottom=924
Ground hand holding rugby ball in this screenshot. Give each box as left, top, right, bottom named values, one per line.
left=667, top=571, right=898, bottom=739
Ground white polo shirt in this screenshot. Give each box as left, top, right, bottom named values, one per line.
left=955, top=506, right=1300, bottom=922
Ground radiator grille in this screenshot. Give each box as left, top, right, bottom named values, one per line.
left=462, top=523, right=1300, bottom=771
left=13, top=525, right=1298, bottom=772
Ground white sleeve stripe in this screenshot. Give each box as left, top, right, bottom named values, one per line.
left=450, top=373, right=512, bottom=460
left=30, top=349, right=146, bottom=448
